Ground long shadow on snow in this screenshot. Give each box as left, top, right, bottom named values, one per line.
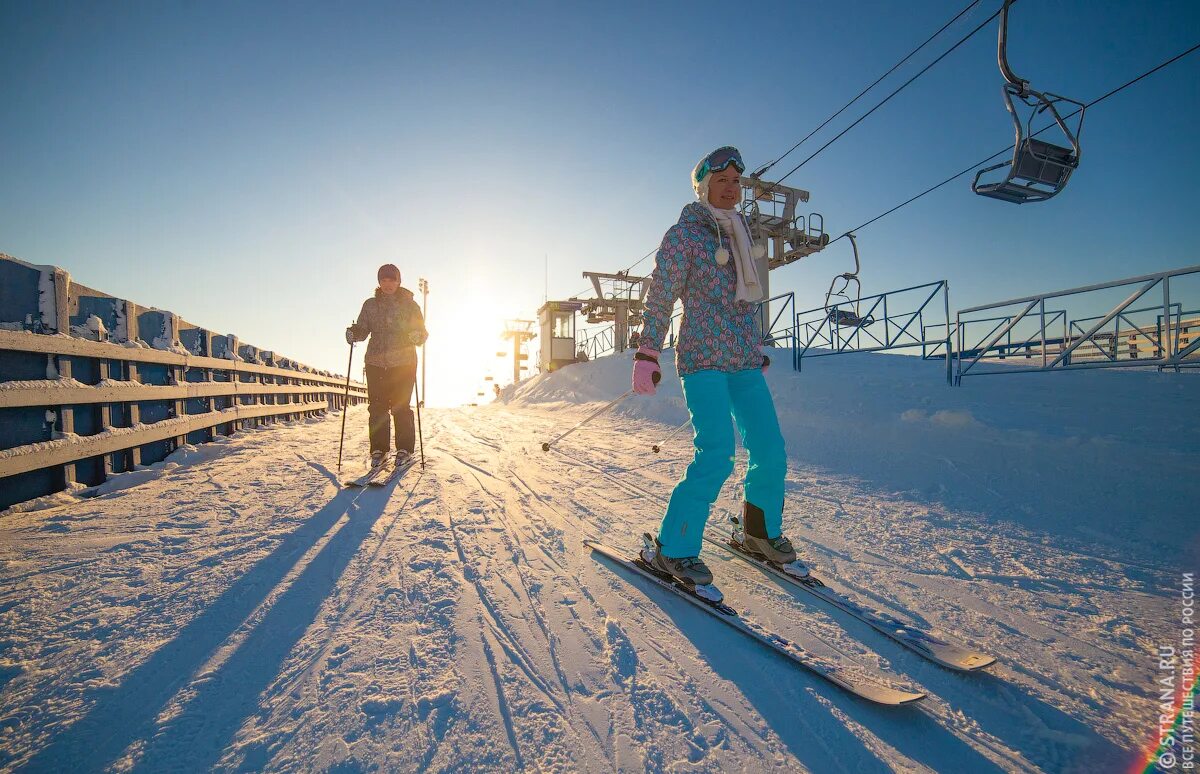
left=22, top=483, right=374, bottom=773
left=752, top=568, right=1138, bottom=772
left=592, top=553, right=1003, bottom=773
left=128, top=473, right=427, bottom=773
left=296, top=453, right=343, bottom=486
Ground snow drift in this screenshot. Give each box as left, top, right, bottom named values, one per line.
left=504, top=347, right=1200, bottom=569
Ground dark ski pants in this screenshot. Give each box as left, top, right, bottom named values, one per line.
left=365, top=362, right=417, bottom=455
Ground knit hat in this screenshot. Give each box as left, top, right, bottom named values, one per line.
left=377, top=263, right=401, bottom=283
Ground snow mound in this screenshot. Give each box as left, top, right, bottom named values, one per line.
left=504, top=347, right=1200, bottom=566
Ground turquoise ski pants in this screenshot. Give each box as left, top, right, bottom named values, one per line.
left=657, top=368, right=787, bottom=559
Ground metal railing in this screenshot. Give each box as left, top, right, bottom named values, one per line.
left=955, top=264, right=1200, bottom=383
left=761, top=292, right=796, bottom=349
left=950, top=309, right=1068, bottom=362
left=1065, top=304, right=1190, bottom=363
left=919, top=322, right=962, bottom=361
left=578, top=325, right=615, bottom=360
left=795, top=280, right=953, bottom=383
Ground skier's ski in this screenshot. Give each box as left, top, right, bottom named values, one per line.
left=367, top=455, right=417, bottom=486
left=343, top=464, right=389, bottom=488
left=706, top=531, right=996, bottom=672
left=586, top=539, right=926, bottom=706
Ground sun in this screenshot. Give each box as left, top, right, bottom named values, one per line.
left=421, top=281, right=526, bottom=407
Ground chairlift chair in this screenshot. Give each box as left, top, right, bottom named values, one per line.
left=972, top=0, right=1085, bottom=204
left=824, top=233, right=875, bottom=328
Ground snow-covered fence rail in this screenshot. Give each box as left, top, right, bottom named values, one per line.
left=0, top=254, right=367, bottom=511
left=954, top=264, right=1200, bottom=384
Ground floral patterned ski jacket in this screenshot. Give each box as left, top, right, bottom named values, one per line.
left=640, top=202, right=761, bottom=376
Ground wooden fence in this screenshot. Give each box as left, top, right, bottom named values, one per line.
left=0, top=254, right=367, bottom=510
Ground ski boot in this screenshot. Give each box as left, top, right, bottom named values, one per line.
left=394, top=449, right=415, bottom=468
left=639, top=534, right=722, bottom=603
left=734, top=503, right=810, bottom=579
left=370, top=450, right=387, bottom=469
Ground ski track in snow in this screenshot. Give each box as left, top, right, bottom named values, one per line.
left=0, top=392, right=1176, bottom=772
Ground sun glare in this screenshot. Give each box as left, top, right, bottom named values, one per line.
left=422, top=282, right=527, bottom=407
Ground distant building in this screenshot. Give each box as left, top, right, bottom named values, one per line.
left=1071, top=315, right=1198, bottom=362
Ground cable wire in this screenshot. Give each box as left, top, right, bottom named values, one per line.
left=753, top=0, right=982, bottom=180
left=829, top=40, right=1200, bottom=245
left=570, top=22, right=1199, bottom=298
left=571, top=2, right=993, bottom=297
left=767, top=2, right=1006, bottom=195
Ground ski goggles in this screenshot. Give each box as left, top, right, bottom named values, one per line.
left=693, top=146, right=745, bottom=184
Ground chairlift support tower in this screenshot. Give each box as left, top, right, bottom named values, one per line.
left=578, top=271, right=649, bottom=354
left=741, top=176, right=831, bottom=335
left=499, top=319, right=535, bottom=385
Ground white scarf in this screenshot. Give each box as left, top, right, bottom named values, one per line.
left=705, top=203, right=763, bottom=303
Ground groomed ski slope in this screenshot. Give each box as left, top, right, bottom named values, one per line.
left=1, top=347, right=1194, bottom=772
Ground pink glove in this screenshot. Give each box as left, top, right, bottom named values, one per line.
left=632, top=346, right=661, bottom=395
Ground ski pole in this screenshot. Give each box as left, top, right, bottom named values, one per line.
left=337, top=338, right=355, bottom=474
left=651, top=418, right=692, bottom=453
left=413, top=372, right=425, bottom=469
left=541, top=390, right=633, bottom=452
left=541, top=371, right=659, bottom=452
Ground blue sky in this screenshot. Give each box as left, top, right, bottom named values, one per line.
left=2, top=0, right=1198, bottom=404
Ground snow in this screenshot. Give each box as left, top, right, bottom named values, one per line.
left=69, top=314, right=107, bottom=342
left=37, top=268, right=57, bottom=331
left=0, top=413, right=214, bottom=461
left=114, top=302, right=128, bottom=343
left=0, top=377, right=88, bottom=391
left=507, top=348, right=1199, bottom=565
left=0, top=376, right=145, bottom=391
left=150, top=334, right=190, bottom=356
left=0, top=348, right=1194, bottom=772
left=152, top=337, right=187, bottom=355
left=219, top=335, right=245, bottom=362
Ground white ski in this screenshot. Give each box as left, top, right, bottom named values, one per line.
left=343, top=464, right=389, bottom=488
left=367, top=455, right=417, bottom=486
left=706, top=531, right=996, bottom=672
left=586, top=539, right=926, bottom=706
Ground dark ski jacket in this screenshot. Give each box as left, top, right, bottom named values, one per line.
left=349, top=287, right=428, bottom=369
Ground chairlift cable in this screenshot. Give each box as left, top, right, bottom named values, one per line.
left=829, top=41, right=1200, bottom=245
left=766, top=3, right=1007, bottom=195
left=573, top=2, right=988, bottom=298
left=752, top=0, right=982, bottom=181
left=572, top=29, right=1199, bottom=308
left=1084, top=41, right=1200, bottom=109
left=567, top=246, right=658, bottom=303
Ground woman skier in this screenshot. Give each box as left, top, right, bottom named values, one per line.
left=346, top=263, right=428, bottom=469
left=632, top=146, right=803, bottom=592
